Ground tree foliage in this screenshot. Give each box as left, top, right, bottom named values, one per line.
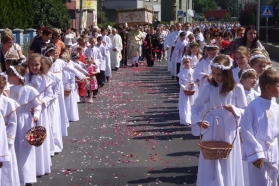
left=238, top=3, right=257, bottom=26
left=0, top=0, right=33, bottom=29
left=194, top=0, right=218, bottom=14
left=31, top=0, right=70, bottom=30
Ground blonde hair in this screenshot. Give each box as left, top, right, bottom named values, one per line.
left=259, top=69, right=279, bottom=91
left=1, top=28, right=14, bottom=44
left=234, top=46, right=250, bottom=57
left=60, top=49, right=71, bottom=62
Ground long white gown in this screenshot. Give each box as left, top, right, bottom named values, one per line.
left=240, top=97, right=279, bottom=186
left=47, top=72, right=63, bottom=153
left=0, top=94, right=20, bottom=186
left=177, top=68, right=197, bottom=125
left=0, top=113, right=10, bottom=186
left=232, top=67, right=240, bottom=83
left=109, top=34, right=123, bottom=69
left=25, top=74, right=54, bottom=176
left=193, top=57, right=212, bottom=89
left=102, top=35, right=112, bottom=77
left=10, top=84, right=41, bottom=184
left=191, top=83, right=247, bottom=186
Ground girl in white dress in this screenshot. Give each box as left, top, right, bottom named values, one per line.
left=191, top=55, right=247, bottom=186
left=177, top=56, right=197, bottom=125
left=249, top=54, right=267, bottom=93
left=41, top=57, right=63, bottom=154
left=232, top=46, right=250, bottom=83
left=7, top=65, right=42, bottom=185
left=0, top=112, right=10, bottom=186
left=183, top=42, right=202, bottom=69
left=193, top=44, right=219, bottom=89
left=238, top=68, right=259, bottom=104
left=25, top=53, right=54, bottom=176
left=0, top=74, right=20, bottom=186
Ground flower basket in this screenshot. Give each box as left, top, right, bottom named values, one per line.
left=26, top=122, right=47, bottom=147
left=184, top=90, right=195, bottom=96
left=64, top=90, right=71, bottom=96
left=199, top=106, right=237, bottom=160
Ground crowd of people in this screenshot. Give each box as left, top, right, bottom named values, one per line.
left=0, top=20, right=278, bottom=186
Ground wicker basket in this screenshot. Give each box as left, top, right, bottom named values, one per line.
left=184, top=90, right=195, bottom=96
left=199, top=106, right=237, bottom=160
left=26, top=123, right=47, bottom=147
left=64, top=90, right=71, bottom=96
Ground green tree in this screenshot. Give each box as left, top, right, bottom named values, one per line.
left=239, top=3, right=256, bottom=26
left=194, top=0, right=218, bottom=14
left=31, top=0, right=70, bottom=30
left=0, top=0, right=33, bottom=29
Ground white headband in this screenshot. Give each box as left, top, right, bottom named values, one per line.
left=249, top=54, right=266, bottom=63
left=5, top=57, right=18, bottom=61
left=239, top=68, right=256, bottom=80
left=0, top=72, right=7, bottom=79
left=43, top=47, right=55, bottom=56
left=19, top=58, right=26, bottom=66
left=182, top=55, right=192, bottom=60
left=210, top=55, right=233, bottom=70
left=9, top=66, right=24, bottom=80
left=205, top=44, right=219, bottom=49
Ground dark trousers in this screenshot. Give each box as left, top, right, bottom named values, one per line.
left=140, top=45, right=145, bottom=60
left=156, top=43, right=164, bottom=60
left=96, top=70, right=105, bottom=86
left=121, top=48, right=127, bottom=66
left=176, top=63, right=181, bottom=82
left=146, top=52, right=155, bottom=67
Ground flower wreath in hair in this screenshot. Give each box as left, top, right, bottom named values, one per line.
left=9, top=66, right=24, bottom=80
left=189, top=42, right=199, bottom=48
left=5, top=57, right=26, bottom=66
left=0, top=72, right=7, bottom=79
left=210, top=55, right=233, bottom=70
left=182, top=55, right=192, bottom=61
left=239, top=68, right=256, bottom=80
left=248, top=54, right=266, bottom=63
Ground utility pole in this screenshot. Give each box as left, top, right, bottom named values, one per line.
left=79, top=0, right=83, bottom=32
left=256, top=0, right=260, bottom=35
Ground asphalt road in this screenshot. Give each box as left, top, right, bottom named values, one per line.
left=34, top=61, right=199, bottom=186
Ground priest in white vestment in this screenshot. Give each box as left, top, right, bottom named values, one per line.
left=109, top=28, right=123, bottom=71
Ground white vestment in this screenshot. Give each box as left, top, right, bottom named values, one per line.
left=102, top=35, right=112, bottom=77
left=164, top=32, right=172, bottom=72
left=96, top=44, right=108, bottom=71
left=0, top=95, right=20, bottom=186
left=169, top=30, right=182, bottom=76
left=173, top=39, right=188, bottom=75
left=244, top=89, right=260, bottom=104
left=177, top=68, right=197, bottom=125
left=191, top=83, right=247, bottom=186
left=11, top=85, right=41, bottom=184
left=25, top=74, right=54, bottom=176
left=0, top=113, right=10, bottom=186
left=109, top=34, right=123, bottom=69
left=240, top=97, right=279, bottom=186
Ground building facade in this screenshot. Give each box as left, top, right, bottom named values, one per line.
left=161, top=0, right=193, bottom=23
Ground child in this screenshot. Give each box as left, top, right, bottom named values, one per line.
left=238, top=68, right=259, bottom=104
left=191, top=55, right=247, bottom=186
left=41, top=57, right=63, bottom=154
left=0, top=112, right=10, bottom=186
left=177, top=56, right=197, bottom=125
left=240, top=69, right=279, bottom=186
left=25, top=53, right=54, bottom=176
left=173, top=32, right=188, bottom=81
left=184, top=42, right=202, bottom=69
left=7, top=65, right=42, bottom=185
left=249, top=54, right=267, bottom=93
left=233, top=46, right=250, bottom=83
left=96, top=36, right=108, bottom=84
left=0, top=74, right=20, bottom=186
left=193, top=44, right=219, bottom=89
left=83, top=57, right=98, bottom=103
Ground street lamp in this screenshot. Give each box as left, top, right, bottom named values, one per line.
left=173, top=3, right=177, bottom=24
left=100, top=0, right=104, bottom=26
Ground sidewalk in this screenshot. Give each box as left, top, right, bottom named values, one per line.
left=33, top=61, right=199, bottom=186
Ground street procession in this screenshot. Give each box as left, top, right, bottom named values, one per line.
left=1, top=0, right=279, bottom=185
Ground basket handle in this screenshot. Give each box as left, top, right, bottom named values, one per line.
left=199, top=105, right=238, bottom=146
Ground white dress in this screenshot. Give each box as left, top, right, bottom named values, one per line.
left=193, top=57, right=212, bottom=89
left=0, top=113, right=10, bottom=186
left=177, top=68, right=197, bottom=125
left=232, top=67, right=240, bottom=83
left=240, top=97, right=279, bottom=186
left=10, top=85, right=41, bottom=184
left=244, top=89, right=260, bottom=104
left=25, top=74, right=54, bottom=176
left=191, top=83, right=247, bottom=186
left=47, top=72, right=63, bottom=153
left=0, top=94, right=20, bottom=186
left=109, top=34, right=123, bottom=69
left=102, top=35, right=113, bottom=77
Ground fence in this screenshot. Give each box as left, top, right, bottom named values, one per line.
left=0, top=28, right=37, bottom=47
